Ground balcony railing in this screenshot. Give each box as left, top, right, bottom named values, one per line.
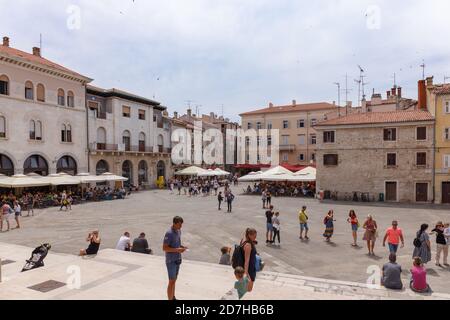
left=94, top=143, right=118, bottom=151
left=279, top=144, right=296, bottom=152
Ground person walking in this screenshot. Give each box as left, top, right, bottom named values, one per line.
left=1, top=200, right=13, bottom=232
left=265, top=205, right=274, bottom=244
left=363, top=215, right=378, bottom=255
left=383, top=220, right=405, bottom=254
left=79, top=230, right=101, bottom=256
left=347, top=210, right=359, bottom=246
left=299, top=205, right=309, bottom=240
left=272, top=212, right=281, bottom=246
left=59, top=190, right=68, bottom=211
left=240, top=228, right=258, bottom=292
left=323, top=210, right=334, bottom=242
left=163, top=216, right=187, bottom=300
left=261, top=190, right=267, bottom=209
left=412, top=224, right=431, bottom=265
left=431, top=222, right=447, bottom=267
left=13, top=200, right=21, bottom=229
left=266, top=191, right=272, bottom=207
left=226, top=191, right=234, bottom=213
left=218, top=191, right=224, bottom=211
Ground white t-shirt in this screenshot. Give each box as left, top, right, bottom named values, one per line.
left=116, top=236, right=131, bottom=251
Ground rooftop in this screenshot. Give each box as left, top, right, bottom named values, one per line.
left=315, top=110, right=434, bottom=127
left=431, top=84, right=450, bottom=95
left=240, top=102, right=337, bottom=116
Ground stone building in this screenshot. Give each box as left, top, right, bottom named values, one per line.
left=86, top=85, right=172, bottom=187
left=315, top=110, right=435, bottom=203
left=0, top=36, right=92, bottom=177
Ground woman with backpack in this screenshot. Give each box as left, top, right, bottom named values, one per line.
left=413, top=224, right=431, bottom=264
left=241, top=228, right=257, bottom=292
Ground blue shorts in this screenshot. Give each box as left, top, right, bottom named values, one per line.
left=351, top=224, right=358, bottom=232
left=266, top=223, right=273, bottom=231
left=300, top=223, right=309, bottom=231
left=388, top=243, right=399, bottom=253
left=166, top=260, right=181, bottom=280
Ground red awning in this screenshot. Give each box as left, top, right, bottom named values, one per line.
left=234, top=164, right=271, bottom=169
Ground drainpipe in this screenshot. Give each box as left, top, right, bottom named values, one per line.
left=85, top=84, right=90, bottom=174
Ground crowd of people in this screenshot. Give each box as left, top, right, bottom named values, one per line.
left=244, top=181, right=315, bottom=198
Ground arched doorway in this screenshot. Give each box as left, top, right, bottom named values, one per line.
left=57, top=156, right=77, bottom=175
left=122, top=160, right=133, bottom=186
left=24, top=155, right=48, bottom=176
left=156, top=160, right=165, bottom=179
left=95, top=160, right=109, bottom=175
left=0, top=154, right=14, bottom=176
left=138, top=160, right=148, bottom=185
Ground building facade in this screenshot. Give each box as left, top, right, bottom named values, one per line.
left=315, top=110, right=435, bottom=203
left=0, top=36, right=92, bottom=177
left=86, top=85, right=172, bottom=187
left=239, top=101, right=338, bottom=166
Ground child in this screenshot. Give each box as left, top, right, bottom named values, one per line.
left=272, top=212, right=281, bottom=245
left=234, top=266, right=249, bottom=299
left=219, top=246, right=231, bottom=265
left=410, top=256, right=431, bottom=293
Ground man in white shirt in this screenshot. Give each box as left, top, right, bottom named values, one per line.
left=116, top=232, right=132, bottom=251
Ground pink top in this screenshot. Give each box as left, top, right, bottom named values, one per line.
left=411, top=266, right=427, bottom=291
left=385, top=227, right=403, bottom=245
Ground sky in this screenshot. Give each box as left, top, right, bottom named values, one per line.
left=1, top=0, right=450, bottom=122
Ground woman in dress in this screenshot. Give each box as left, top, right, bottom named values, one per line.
left=412, top=224, right=431, bottom=264
left=323, top=210, right=334, bottom=242
left=241, top=228, right=258, bottom=292
left=80, top=230, right=101, bottom=256
left=347, top=210, right=359, bottom=247
left=363, top=215, right=378, bottom=255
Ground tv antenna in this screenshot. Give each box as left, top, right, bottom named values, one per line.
left=195, top=104, right=202, bottom=117
left=420, top=59, right=426, bottom=80
left=333, top=82, right=341, bottom=116
left=185, top=100, right=195, bottom=109
left=342, top=73, right=353, bottom=115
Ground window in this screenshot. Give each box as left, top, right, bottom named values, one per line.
left=445, top=128, right=450, bottom=140
left=122, top=130, right=131, bottom=151
left=139, top=132, right=146, bottom=152
left=311, top=118, right=317, bottom=126
left=29, top=120, right=35, bottom=140
left=281, top=135, right=289, bottom=145
left=29, top=120, right=42, bottom=140
left=0, top=116, right=5, bottom=138
left=25, top=81, right=33, bottom=100
left=61, top=124, right=66, bottom=142
left=153, top=115, right=157, bottom=122
left=66, top=125, right=72, bottom=142
left=311, top=153, right=316, bottom=161
left=416, top=127, right=427, bottom=140
left=122, top=106, right=131, bottom=118
left=323, top=154, right=338, bottom=166
left=283, top=120, right=289, bottom=129
left=387, top=153, right=397, bottom=166
left=445, top=101, right=450, bottom=114
left=310, top=134, right=316, bottom=145
left=67, top=91, right=74, bottom=107
left=0, top=75, right=9, bottom=95
left=245, top=137, right=250, bottom=146
left=282, top=153, right=288, bottom=162
left=444, top=155, right=450, bottom=169
left=298, top=153, right=305, bottom=161
left=138, top=109, right=146, bottom=120
left=323, top=131, right=335, bottom=143
left=57, top=89, right=65, bottom=106
left=36, top=121, right=42, bottom=140
left=36, top=83, right=45, bottom=102
left=256, top=122, right=262, bottom=129
left=297, top=119, right=305, bottom=128
left=267, top=122, right=272, bottom=130
left=383, top=128, right=397, bottom=141
left=416, top=152, right=427, bottom=166
left=298, top=134, right=305, bottom=145
left=96, top=127, right=106, bottom=149
left=247, top=122, right=252, bottom=129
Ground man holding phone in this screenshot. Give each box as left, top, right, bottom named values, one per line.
left=163, top=216, right=187, bottom=300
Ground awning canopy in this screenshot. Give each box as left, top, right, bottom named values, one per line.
left=174, top=166, right=209, bottom=176
left=213, top=168, right=231, bottom=176
left=0, top=174, right=51, bottom=188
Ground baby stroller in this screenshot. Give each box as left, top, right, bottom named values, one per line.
left=21, top=243, right=51, bottom=272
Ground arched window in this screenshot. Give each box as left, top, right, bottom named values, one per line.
left=57, top=156, right=77, bottom=175
left=0, top=116, right=5, bottom=138
left=29, top=120, right=36, bottom=140
left=156, top=160, right=165, bottom=179
left=36, top=120, right=42, bottom=140
left=24, top=155, right=48, bottom=176
left=61, top=124, right=66, bottom=142
left=96, top=160, right=109, bottom=175
left=67, top=124, right=72, bottom=142
left=67, top=91, right=74, bottom=107
left=157, top=134, right=164, bottom=153
left=138, top=160, right=148, bottom=185
left=25, top=81, right=34, bottom=100
left=36, top=83, right=45, bottom=102
left=122, top=160, right=133, bottom=186
left=96, top=127, right=106, bottom=150
left=57, top=88, right=65, bottom=106
left=0, top=75, right=9, bottom=95
left=0, top=154, right=14, bottom=176
left=122, top=130, right=131, bottom=151
left=139, top=132, right=146, bottom=152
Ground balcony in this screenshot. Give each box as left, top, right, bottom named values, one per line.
left=157, top=146, right=171, bottom=154
left=129, top=145, right=154, bottom=153
left=279, top=144, right=296, bottom=152
left=91, top=143, right=118, bottom=152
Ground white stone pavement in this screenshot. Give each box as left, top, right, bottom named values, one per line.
left=1, top=243, right=449, bottom=300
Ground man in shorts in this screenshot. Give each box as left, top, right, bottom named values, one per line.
left=299, top=206, right=309, bottom=240
left=163, top=216, right=187, bottom=300
left=265, top=205, right=274, bottom=244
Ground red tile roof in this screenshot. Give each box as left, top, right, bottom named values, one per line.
left=0, top=44, right=91, bottom=81
left=431, top=84, right=450, bottom=95
left=315, top=110, right=434, bottom=126
left=240, top=102, right=337, bottom=116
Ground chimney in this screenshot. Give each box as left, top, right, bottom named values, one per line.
left=2, top=36, right=9, bottom=47
left=210, top=112, right=215, bottom=119
left=426, top=76, right=434, bottom=87
left=187, top=108, right=192, bottom=117
left=397, top=87, right=402, bottom=98
left=269, top=102, right=274, bottom=108
left=418, top=80, right=427, bottom=110
left=173, top=111, right=178, bottom=119
left=32, top=47, right=41, bottom=57
left=391, top=87, right=396, bottom=96
left=292, top=99, right=296, bottom=106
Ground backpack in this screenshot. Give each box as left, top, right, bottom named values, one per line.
left=413, top=231, right=423, bottom=248
left=231, top=242, right=246, bottom=269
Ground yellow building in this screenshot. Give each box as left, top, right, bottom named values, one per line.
left=425, top=77, right=450, bottom=203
